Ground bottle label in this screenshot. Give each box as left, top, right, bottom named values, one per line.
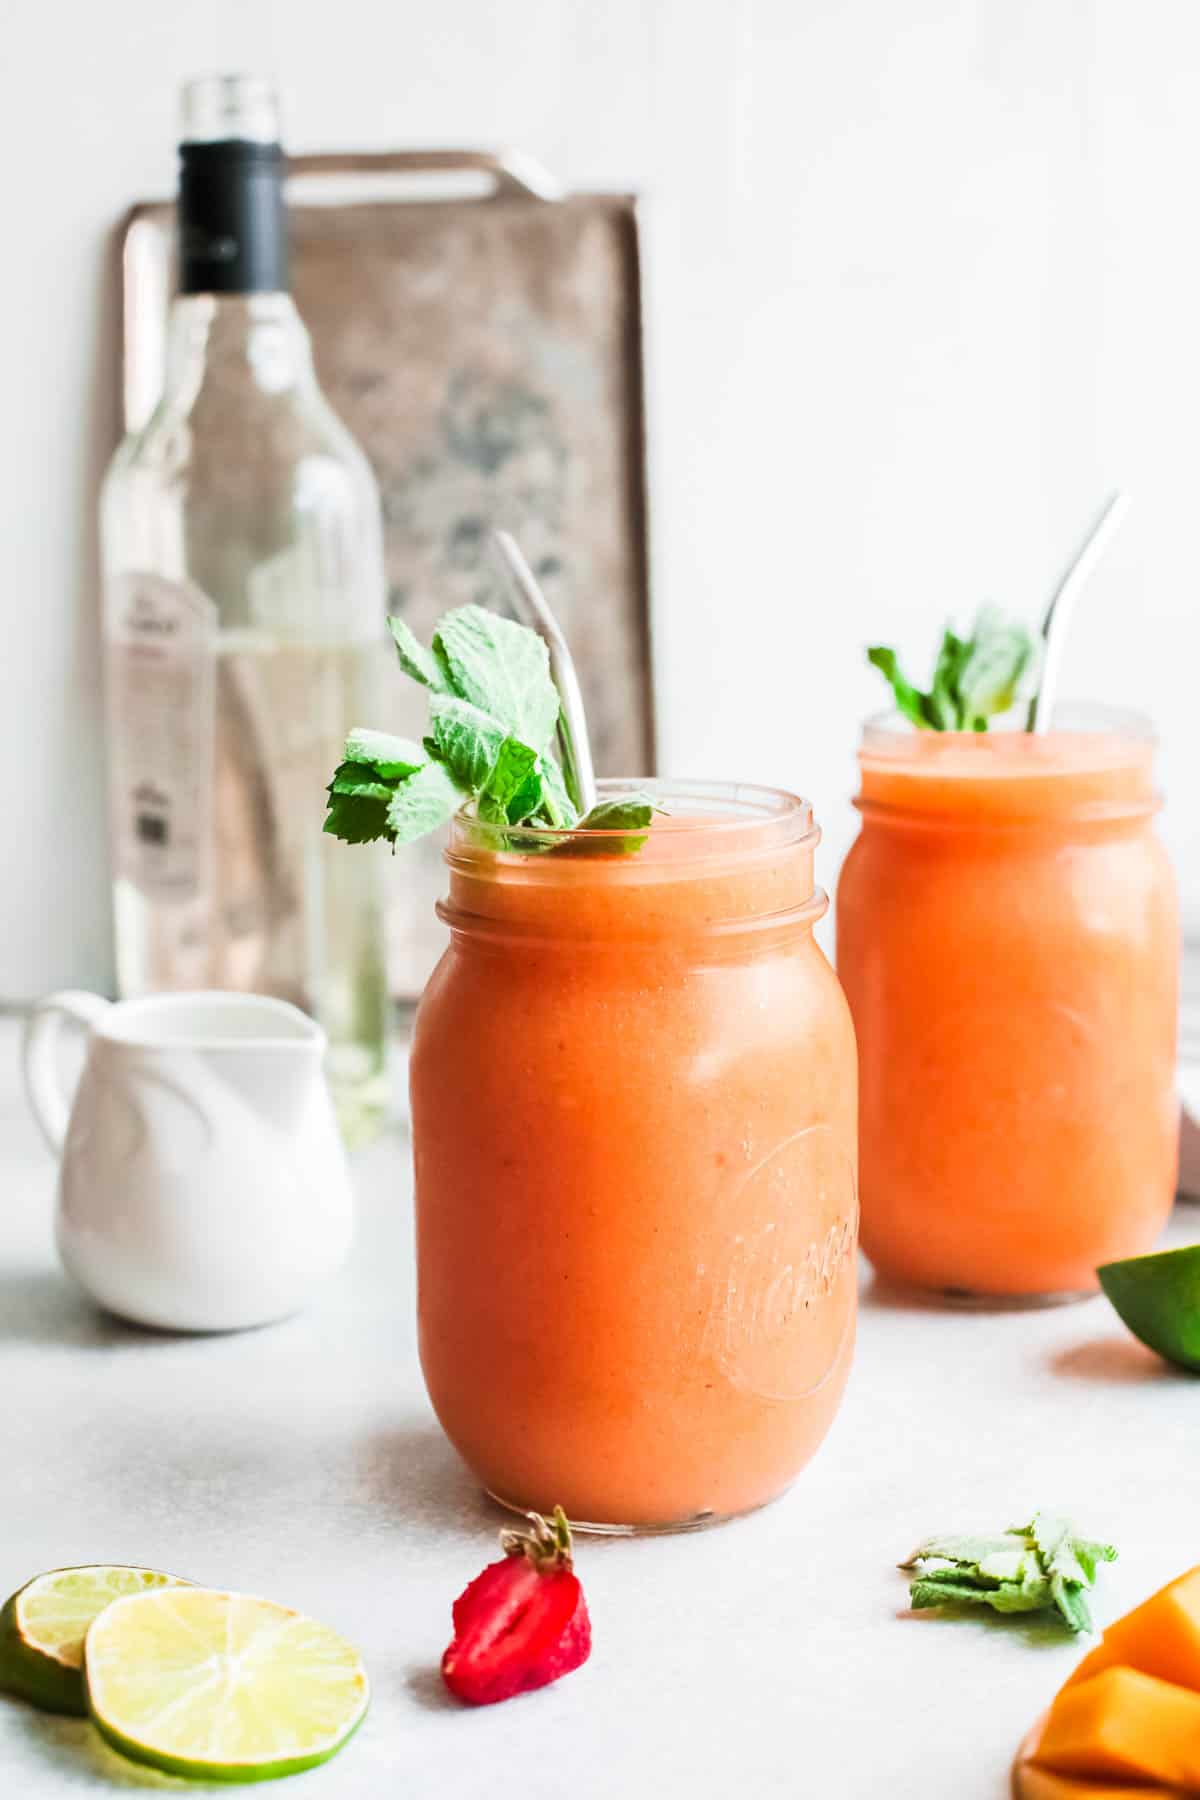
left=106, top=573, right=217, bottom=901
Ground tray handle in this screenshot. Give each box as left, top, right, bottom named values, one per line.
left=286, top=147, right=563, bottom=202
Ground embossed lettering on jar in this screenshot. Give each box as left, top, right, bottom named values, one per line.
left=409, top=782, right=859, bottom=1531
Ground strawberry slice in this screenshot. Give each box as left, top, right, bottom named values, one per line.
left=441, top=1506, right=591, bottom=1706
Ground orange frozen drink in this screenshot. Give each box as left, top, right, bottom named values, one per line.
left=410, top=783, right=858, bottom=1529
left=837, top=713, right=1179, bottom=1301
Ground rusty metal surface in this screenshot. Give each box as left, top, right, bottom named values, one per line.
left=121, top=153, right=655, bottom=994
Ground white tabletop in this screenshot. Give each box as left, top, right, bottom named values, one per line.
left=1, top=1014, right=1197, bottom=1800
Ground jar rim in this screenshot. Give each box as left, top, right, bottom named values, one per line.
left=446, top=776, right=815, bottom=865
left=854, top=700, right=1160, bottom=828
left=440, top=777, right=823, bottom=943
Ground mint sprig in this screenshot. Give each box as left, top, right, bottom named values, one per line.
left=869, top=607, right=1036, bottom=732
left=325, top=605, right=652, bottom=852
left=900, top=1512, right=1116, bottom=1635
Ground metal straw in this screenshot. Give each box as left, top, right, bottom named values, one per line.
left=1026, top=490, right=1130, bottom=733
left=489, top=530, right=598, bottom=816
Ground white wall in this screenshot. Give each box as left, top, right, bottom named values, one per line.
left=3, top=0, right=1198, bottom=998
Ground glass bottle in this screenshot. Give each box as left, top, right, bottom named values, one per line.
left=100, top=75, right=389, bottom=1142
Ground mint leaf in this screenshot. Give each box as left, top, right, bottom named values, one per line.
left=342, top=728, right=426, bottom=780
left=977, top=1549, right=1032, bottom=1584
left=1049, top=1575, right=1093, bottom=1635
left=533, top=754, right=579, bottom=829
left=868, top=609, right=1036, bottom=732
left=328, top=762, right=395, bottom=803
left=486, top=739, right=542, bottom=824
left=501, top=759, right=545, bottom=826
left=323, top=791, right=394, bottom=845
left=386, top=761, right=465, bottom=844
left=427, top=695, right=509, bottom=794
left=1070, top=1539, right=1119, bottom=1584
left=956, top=608, right=1035, bottom=728
left=1025, top=1513, right=1072, bottom=1572
left=909, top=1576, right=1051, bottom=1615
left=579, top=796, right=655, bottom=832
left=900, top=1533, right=1029, bottom=1569
left=542, top=794, right=655, bottom=858
left=867, top=647, right=929, bottom=730
left=574, top=795, right=654, bottom=855
left=433, top=605, right=561, bottom=752
left=388, top=616, right=452, bottom=693
left=426, top=695, right=547, bottom=831
left=1019, top=1515, right=1116, bottom=1621
left=904, top=1515, right=1115, bottom=1635
left=927, top=630, right=970, bottom=730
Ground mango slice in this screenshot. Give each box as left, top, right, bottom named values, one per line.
left=1027, top=1667, right=1200, bottom=1787
left=1014, top=1757, right=1179, bottom=1799
left=1014, top=1569, right=1200, bottom=1798
left=1062, top=1566, right=1200, bottom=1695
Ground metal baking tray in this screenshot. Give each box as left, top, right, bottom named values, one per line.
left=120, top=148, right=656, bottom=997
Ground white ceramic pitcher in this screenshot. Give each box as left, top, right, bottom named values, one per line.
left=22, top=990, right=355, bottom=1332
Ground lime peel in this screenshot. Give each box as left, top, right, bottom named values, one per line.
left=1098, top=1244, right=1200, bottom=1373
left=0, top=1566, right=188, bottom=1717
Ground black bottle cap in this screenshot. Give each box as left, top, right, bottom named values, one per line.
left=178, top=138, right=287, bottom=296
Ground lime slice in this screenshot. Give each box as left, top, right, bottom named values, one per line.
left=0, top=1565, right=188, bottom=1715
left=85, top=1588, right=369, bottom=1783
left=1098, top=1245, right=1200, bottom=1372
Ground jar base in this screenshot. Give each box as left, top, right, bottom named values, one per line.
left=484, top=1484, right=788, bottom=1537
left=933, top=1283, right=1097, bottom=1311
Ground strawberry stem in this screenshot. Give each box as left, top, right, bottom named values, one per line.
left=499, top=1505, right=574, bottom=1571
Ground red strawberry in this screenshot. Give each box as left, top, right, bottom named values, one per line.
left=441, top=1505, right=591, bottom=1706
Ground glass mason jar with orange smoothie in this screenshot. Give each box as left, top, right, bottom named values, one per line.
left=837, top=708, right=1179, bottom=1303
left=410, top=781, right=858, bottom=1531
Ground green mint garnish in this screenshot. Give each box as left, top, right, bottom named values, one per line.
left=900, top=1513, right=1116, bottom=1635
left=343, top=727, right=427, bottom=779
left=552, top=796, right=655, bottom=856
left=385, top=760, right=466, bottom=845
left=534, top=754, right=577, bottom=830
left=425, top=695, right=524, bottom=799
left=387, top=616, right=452, bottom=695
left=869, top=607, right=1036, bottom=732
left=430, top=605, right=562, bottom=753
left=325, top=605, right=650, bottom=852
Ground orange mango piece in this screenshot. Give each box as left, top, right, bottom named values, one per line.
left=1063, top=1566, right=1200, bottom=1694
left=1028, top=1666, right=1200, bottom=1788
left=1014, top=1757, right=1180, bottom=1799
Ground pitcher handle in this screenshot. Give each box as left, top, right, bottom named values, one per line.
left=22, top=991, right=113, bottom=1157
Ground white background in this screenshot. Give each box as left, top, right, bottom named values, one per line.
left=3, top=0, right=1198, bottom=997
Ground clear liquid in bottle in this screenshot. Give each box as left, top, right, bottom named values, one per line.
left=101, top=77, right=391, bottom=1142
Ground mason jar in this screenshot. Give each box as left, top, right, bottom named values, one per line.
left=837, top=709, right=1179, bottom=1303
left=409, top=780, right=858, bottom=1531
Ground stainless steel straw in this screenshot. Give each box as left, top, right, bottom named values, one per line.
left=489, top=530, right=598, bottom=817
left=1026, top=490, right=1130, bottom=733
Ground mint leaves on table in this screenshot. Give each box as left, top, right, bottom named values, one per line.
left=868, top=607, right=1037, bottom=732
left=324, top=605, right=652, bottom=852
left=900, top=1513, right=1117, bottom=1635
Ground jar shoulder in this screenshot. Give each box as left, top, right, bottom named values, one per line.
left=412, top=939, right=856, bottom=1072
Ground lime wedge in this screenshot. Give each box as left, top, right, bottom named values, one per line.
left=85, top=1588, right=369, bottom=1783
left=0, top=1565, right=188, bottom=1716
left=1098, top=1244, right=1200, bottom=1372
